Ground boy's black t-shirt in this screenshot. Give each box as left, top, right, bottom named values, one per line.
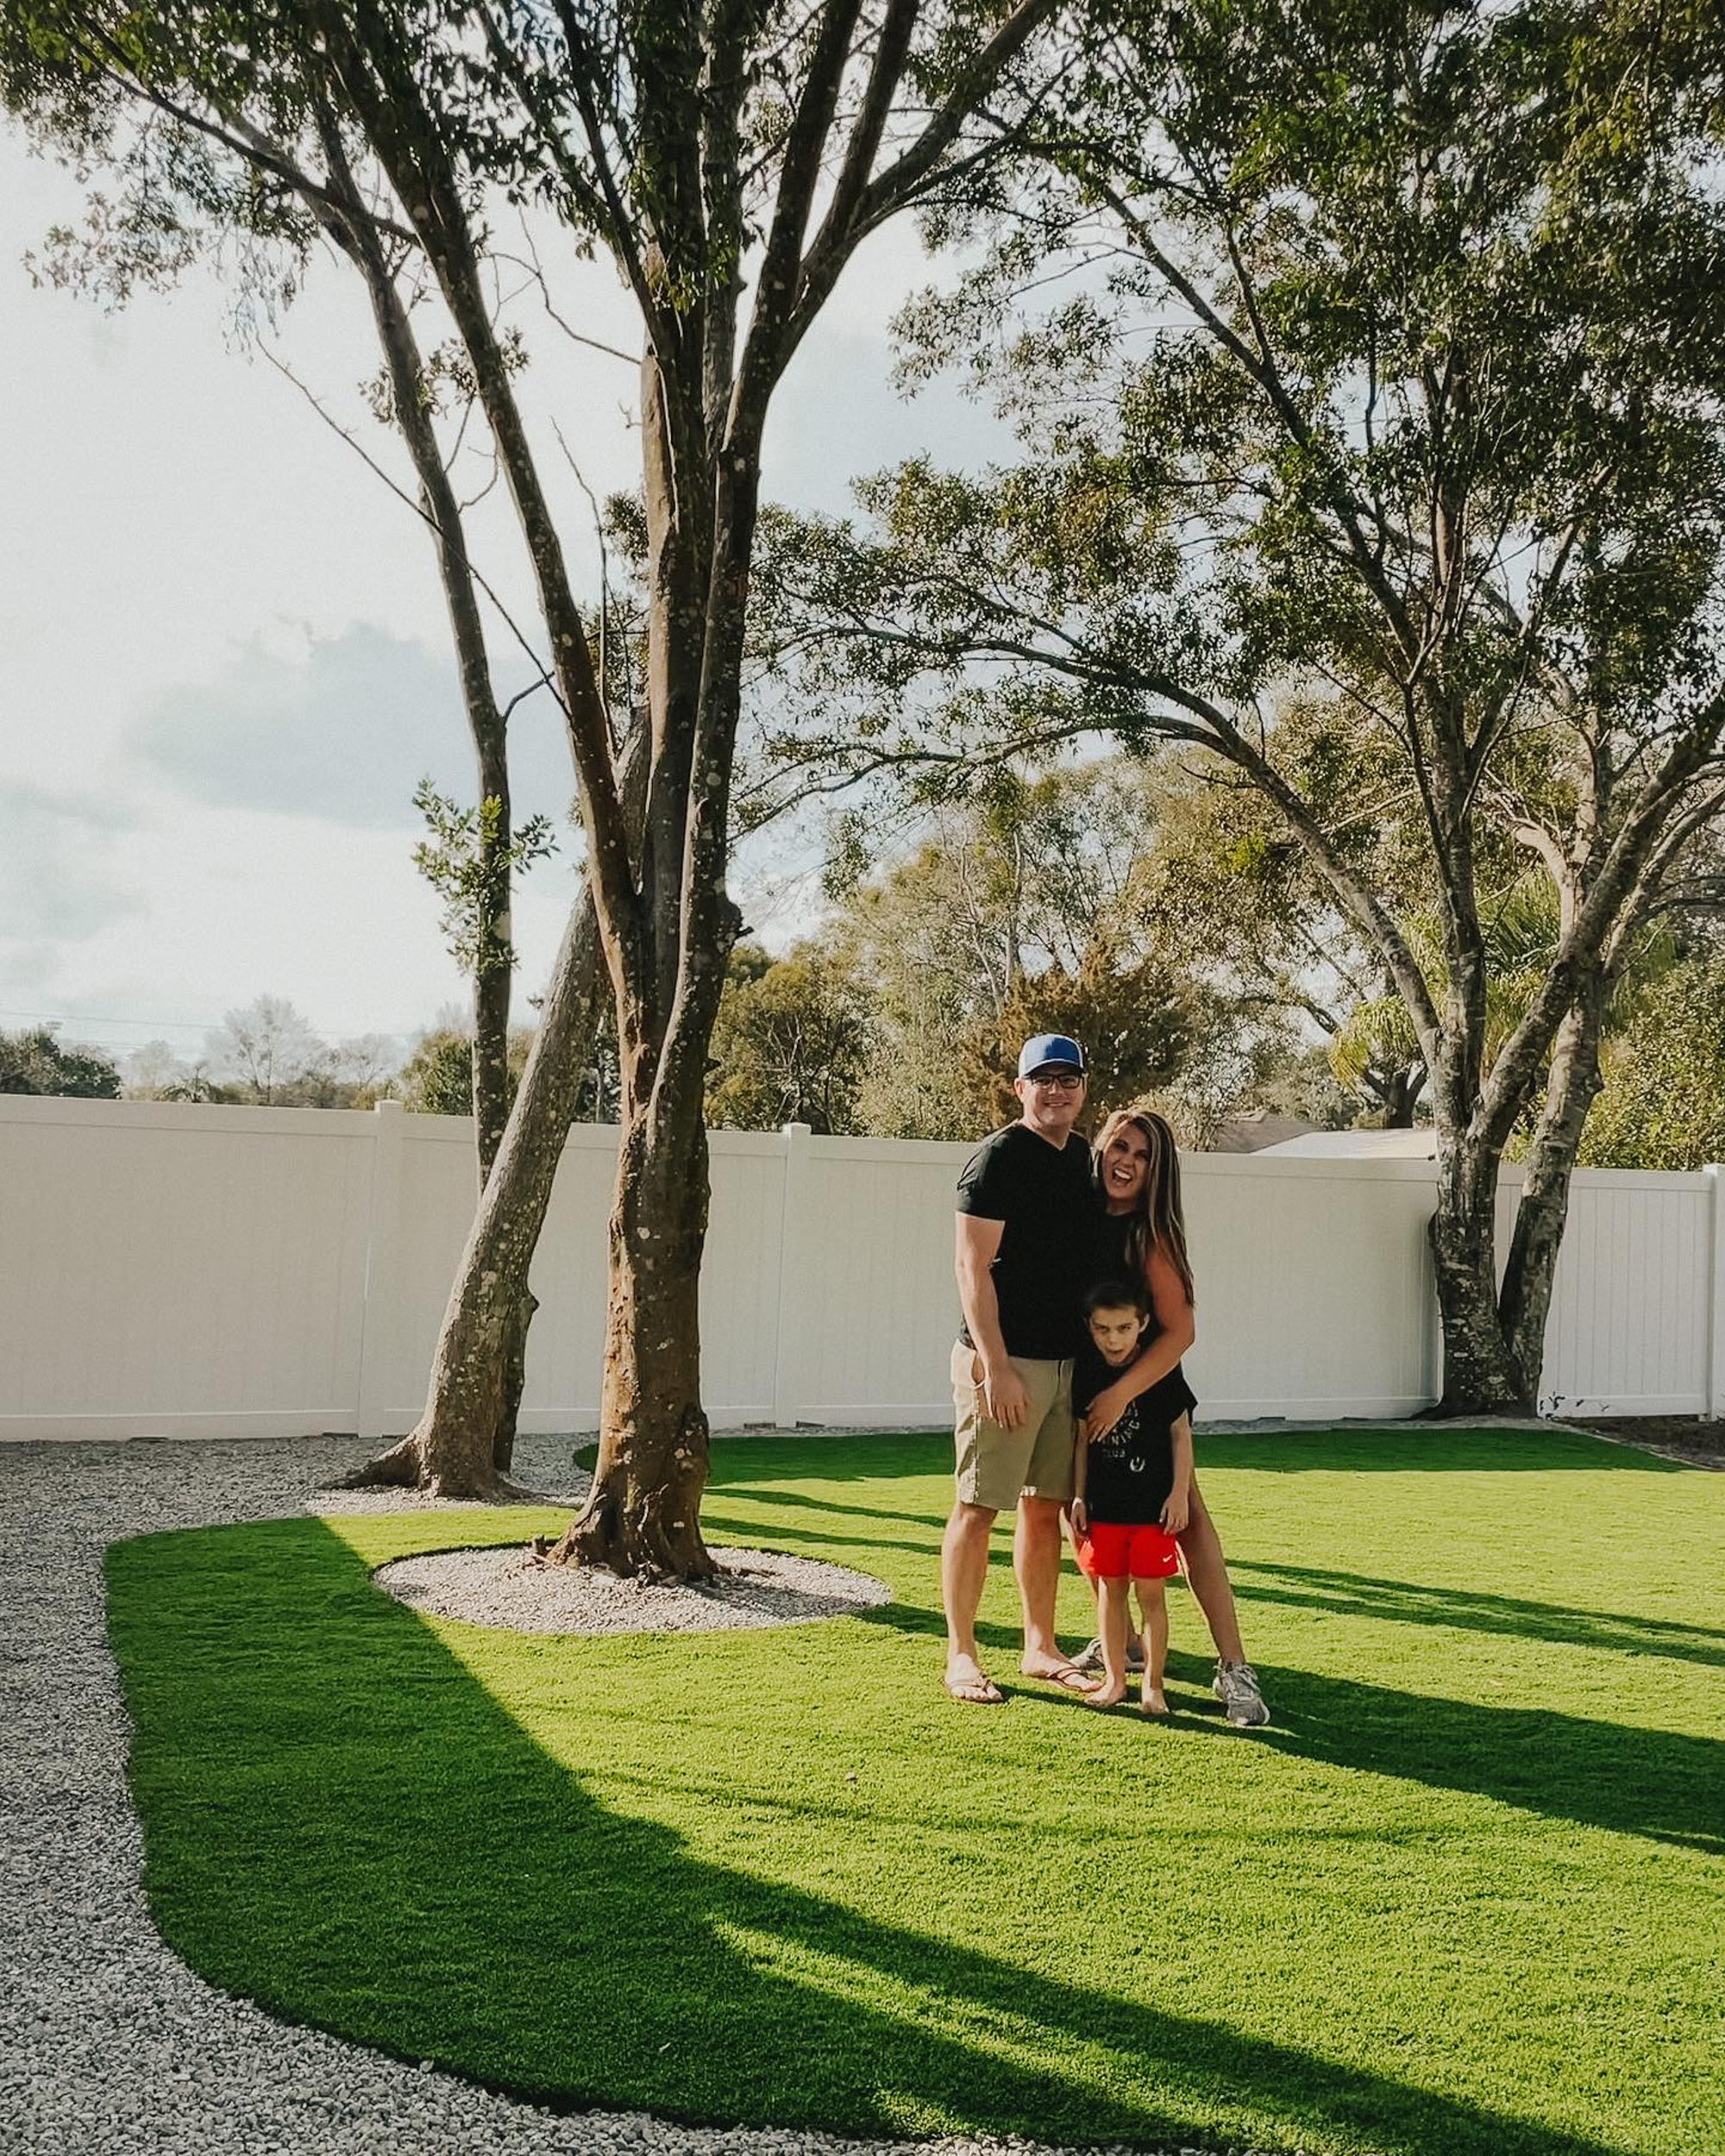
left=1073, top=1344, right=1197, bottom=1525
left=956, top=1123, right=1101, bottom=1361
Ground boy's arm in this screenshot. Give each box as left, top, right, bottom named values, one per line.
left=1162, top=1414, right=1193, bottom=1534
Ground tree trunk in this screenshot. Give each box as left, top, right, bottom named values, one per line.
left=335, top=903, right=608, bottom=1495
left=1378, top=1062, right=1425, bottom=1128
left=336, top=724, right=650, bottom=1497
left=486, top=1282, right=537, bottom=1476
left=1497, top=987, right=1609, bottom=1407
left=543, top=1098, right=717, bottom=1578
left=1429, top=1119, right=1529, bottom=1415
left=312, top=120, right=530, bottom=1481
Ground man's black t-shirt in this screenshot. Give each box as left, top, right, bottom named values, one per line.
left=1073, top=1346, right=1197, bottom=1524
left=956, top=1123, right=1100, bottom=1361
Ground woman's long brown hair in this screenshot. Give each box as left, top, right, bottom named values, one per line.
left=1095, top=1106, right=1195, bottom=1306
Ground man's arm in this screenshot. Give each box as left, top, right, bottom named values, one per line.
left=955, top=1213, right=1030, bottom=1431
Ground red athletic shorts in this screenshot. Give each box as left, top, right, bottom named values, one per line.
left=1076, top=1520, right=1180, bottom=1582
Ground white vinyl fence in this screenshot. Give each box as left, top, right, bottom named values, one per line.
left=1, top=1092, right=1721, bottom=1442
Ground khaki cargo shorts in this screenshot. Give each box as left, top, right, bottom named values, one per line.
left=950, top=1342, right=1076, bottom=1513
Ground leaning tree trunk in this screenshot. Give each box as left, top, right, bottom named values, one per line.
left=490, top=1283, right=537, bottom=1475
left=336, top=729, right=647, bottom=1496
left=311, top=119, right=535, bottom=1484
left=472, top=730, right=531, bottom=1475
left=1497, top=986, right=1610, bottom=1408
left=336, top=903, right=605, bottom=1494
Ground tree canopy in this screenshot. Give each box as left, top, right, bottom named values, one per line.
left=0, top=1025, right=121, bottom=1099
left=747, top=0, right=1725, bottom=1407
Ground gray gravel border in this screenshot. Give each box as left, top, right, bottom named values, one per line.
left=0, top=1429, right=1276, bottom=2156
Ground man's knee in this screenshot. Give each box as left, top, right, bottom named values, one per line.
left=1016, top=1493, right=1063, bottom=1539
left=946, top=1498, right=998, bottom=1545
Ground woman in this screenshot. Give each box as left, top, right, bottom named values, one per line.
left=1073, top=1106, right=1270, bottom=1727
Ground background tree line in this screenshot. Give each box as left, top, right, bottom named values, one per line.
left=15, top=744, right=1725, bottom=1171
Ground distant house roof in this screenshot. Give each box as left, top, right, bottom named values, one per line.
left=1205, top=1110, right=1324, bottom=1155
left=1258, top=1126, right=1440, bottom=1158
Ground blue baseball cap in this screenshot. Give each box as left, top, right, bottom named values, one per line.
left=1017, top=1033, right=1085, bottom=1078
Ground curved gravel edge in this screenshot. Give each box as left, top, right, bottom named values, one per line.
left=0, top=1428, right=1271, bottom=2156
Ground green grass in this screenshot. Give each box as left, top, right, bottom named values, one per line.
left=106, top=1426, right=1724, bottom=2156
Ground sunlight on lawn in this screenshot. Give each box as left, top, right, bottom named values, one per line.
left=109, top=1426, right=1725, bottom=2156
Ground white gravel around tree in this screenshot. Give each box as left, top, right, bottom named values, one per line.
left=374, top=1540, right=893, bottom=1633
left=0, top=1429, right=1274, bottom=2156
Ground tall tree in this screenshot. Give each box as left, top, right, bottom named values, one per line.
left=1581, top=943, right=1725, bottom=1172
left=750, top=0, right=1725, bottom=1410
left=820, top=769, right=1202, bottom=1136
left=6, top=1, right=594, bottom=1473
left=8, top=0, right=1060, bottom=1561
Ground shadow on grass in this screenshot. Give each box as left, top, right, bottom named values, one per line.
left=706, top=1482, right=950, bottom=1533
left=1231, top=1560, right=1725, bottom=1667
left=957, top=1592, right=1722, bottom=1856
left=698, top=1511, right=939, bottom=1563
left=1189, top=1426, right=1687, bottom=1475
left=1232, top=1661, right=1722, bottom=1856
left=717, top=1451, right=1722, bottom=1858
left=108, top=1517, right=1617, bottom=2156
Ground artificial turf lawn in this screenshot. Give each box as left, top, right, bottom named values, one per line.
left=105, top=1426, right=1723, bottom=2156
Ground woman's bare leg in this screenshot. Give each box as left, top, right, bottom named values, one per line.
left=1176, top=1476, right=1246, bottom=1664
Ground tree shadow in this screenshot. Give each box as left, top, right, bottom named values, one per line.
left=107, top=1518, right=1627, bottom=2156
left=1191, top=1426, right=1687, bottom=1475
left=1229, top=1559, right=1725, bottom=1668
left=697, top=1510, right=938, bottom=1562
left=1220, top=1660, right=1722, bottom=1856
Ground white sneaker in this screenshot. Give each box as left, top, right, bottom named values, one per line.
left=1072, top=1636, right=1146, bottom=1674
left=1214, top=1659, right=1270, bottom=1727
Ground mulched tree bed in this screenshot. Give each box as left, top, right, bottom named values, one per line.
left=1562, top=1415, right=1725, bottom=1468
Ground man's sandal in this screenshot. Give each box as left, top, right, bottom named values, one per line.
left=1028, top=1662, right=1101, bottom=1695
left=944, top=1669, right=1006, bottom=1705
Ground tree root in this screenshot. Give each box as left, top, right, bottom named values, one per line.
left=331, top=1435, right=549, bottom=1503
left=329, top=1434, right=424, bottom=1491
left=535, top=1484, right=717, bottom=1582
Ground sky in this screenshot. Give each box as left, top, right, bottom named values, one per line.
left=0, top=123, right=1009, bottom=1078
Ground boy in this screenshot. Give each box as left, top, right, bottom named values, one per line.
left=1070, top=1279, right=1196, bottom=1714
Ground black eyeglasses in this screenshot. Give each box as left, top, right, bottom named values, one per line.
left=1027, top=1071, right=1083, bottom=1091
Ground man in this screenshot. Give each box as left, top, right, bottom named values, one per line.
left=942, top=1033, right=1101, bottom=1703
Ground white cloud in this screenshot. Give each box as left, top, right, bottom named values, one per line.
left=122, top=621, right=580, bottom=831
left=0, top=781, right=143, bottom=942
